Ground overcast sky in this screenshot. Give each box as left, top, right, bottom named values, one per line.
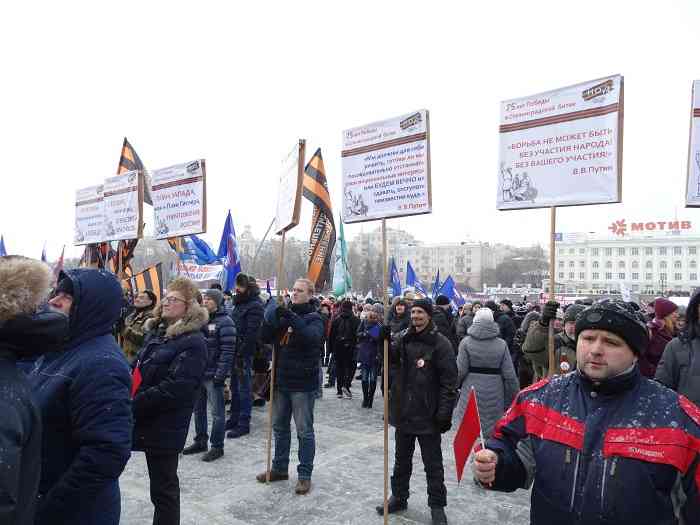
left=2, top=1, right=699, bottom=260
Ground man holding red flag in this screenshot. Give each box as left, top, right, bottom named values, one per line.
left=376, top=298, right=457, bottom=525
left=472, top=300, right=700, bottom=525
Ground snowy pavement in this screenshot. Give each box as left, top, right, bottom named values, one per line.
left=120, top=381, right=531, bottom=524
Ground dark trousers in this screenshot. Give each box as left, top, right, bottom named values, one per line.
left=335, top=349, right=355, bottom=393
left=145, top=452, right=180, bottom=525
left=391, top=430, right=447, bottom=508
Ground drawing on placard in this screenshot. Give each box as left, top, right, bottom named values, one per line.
left=501, top=163, right=538, bottom=203
left=344, top=189, right=368, bottom=218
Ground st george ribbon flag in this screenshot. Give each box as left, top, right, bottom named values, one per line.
left=453, top=387, right=484, bottom=483
left=303, top=148, right=336, bottom=291
left=118, top=137, right=152, bottom=205
left=217, top=210, right=242, bottom=291
left=406, top=260, right=427, bottom=296
left=389, top=258, right=402, bottom=297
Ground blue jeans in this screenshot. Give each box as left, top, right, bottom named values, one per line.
left=272, top=390, right=316, bottom=480
left=229, top=356, right=252, bottom=430
left=194, top=380, right=226, bottom=449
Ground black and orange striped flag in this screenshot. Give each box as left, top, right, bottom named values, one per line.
left=107, top=239, right=139, bottom=277
left=129, top=263, right=164, bottom=299
left=303, top=148, right=335, bottom=291
left=118, top=137, right=152, bottom=205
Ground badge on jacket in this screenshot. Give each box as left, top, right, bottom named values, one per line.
left=416, top=358, right=425, bottom=368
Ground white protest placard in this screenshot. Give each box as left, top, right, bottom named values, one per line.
left=497, top=75, right=624, bottom=210
left=152, top=159, right=207, bottom=239
left=103, top=170, right=144, bottom=241
left=686, top=81, right=700, bottom=207
left=341, top=110, right=431, bottom=223
left=178, top=262, right=223, bottom=282
left=275, top=141, right=304, bottom=235
left=74, top=185, right=105, bottom=245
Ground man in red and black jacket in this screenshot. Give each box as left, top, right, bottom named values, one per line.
left=473, top=299, right=700, bottom=525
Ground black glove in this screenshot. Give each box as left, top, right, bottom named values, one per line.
left=540, top=300, right=559, bottom=327
left=213, top=376, right=226, bottom=387
left=380, top=325, right=392, bottom=341
left=436, top=418, right=452, bottom=434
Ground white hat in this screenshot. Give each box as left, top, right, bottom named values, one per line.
left=473, top=308, right=494, bottom=324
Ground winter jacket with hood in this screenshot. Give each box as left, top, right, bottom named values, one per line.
left=432, top=305, right=458, bottom=351
left=202, top=306, right=236, bottom=381
left=132, top=301, right=208, bottom=453
left=0, top=257, right=68, bottom=525
left=640, top=317, right=674, bottom=378
left=655, top=290, right=700, bottom=405
left=261, top=300, right=325, bottom=392
left=231, top=281, right=264, bottom=359
left=455, top=318, right=519, bottom=436
left=329, top=307, right=360, bottom=356
left=388, top=322, right=458, bottom=435
left=484, top=366, right=700, bottom=524
left=30, top=269, right=133, bottom=525
left=455, top=311, right=475, bottom=341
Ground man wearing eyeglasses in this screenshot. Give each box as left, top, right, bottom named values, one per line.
left=473, top=299, right=700, bottom=525
left=256, top=278, right=324, bottom=496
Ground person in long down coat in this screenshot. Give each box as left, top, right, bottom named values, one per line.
left=132, top=276, right=208, bottom=525
left=0, top=256, right=68, bottom=525
left=30, top=269, right=133, bottom=525
left=640, top=297, right=678, bottom=378
left=454, top=307, right=519, bottom=437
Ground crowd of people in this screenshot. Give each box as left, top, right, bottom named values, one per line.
left=1, top=253, right=699, bottom=524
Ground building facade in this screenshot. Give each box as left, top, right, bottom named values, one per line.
left=555, top=224, right=700, bottom=294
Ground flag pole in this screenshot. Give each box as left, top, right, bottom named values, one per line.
left=547, top=207, right=557, bottom=377
left=381, top=218, right=389, bottom=525
left=471, top=386, right=489, bottom=488
left=266, top=229, right=286, bottom=483
left=251, top=217, right=276, bottom=274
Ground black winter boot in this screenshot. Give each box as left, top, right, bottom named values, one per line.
left=367, top=381, right=377, bottom=408
left=375, top=496, right=408, bottom=515
left=182, top=442, right=207, bottom=455
left=430, top=507, right=448, bottom=524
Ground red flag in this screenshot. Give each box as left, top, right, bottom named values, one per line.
left=131, top=366, right=143, bottom=398
left=453, top=388, right=482, bottom=483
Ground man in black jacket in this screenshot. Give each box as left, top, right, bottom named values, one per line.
left=227, top=273, right=264, bottom=437
left=0, top=256, right=68, bottom=525
left=376, top=298, right=458, bottom=525
left=329, top=300, right=360, bottom=399
left=184, top=288, right=236, bottom=461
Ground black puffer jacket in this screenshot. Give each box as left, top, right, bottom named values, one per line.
left=232, top=283, right=264, bottom=358
left=132, top=303, right=208, bottom=453
left=261, top=301, right=324, bottom=392
left=432, top=306, right=457, bottom=351
left=388, top=323, right=458, bottom=434
left=202, top=307, right=236, bottom=381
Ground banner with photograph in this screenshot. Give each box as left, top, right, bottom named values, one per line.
left=341, top=110, right=431, bottom=223
left=103, top=170, right=144, bottom=241
left=497, top=75, right=623, bottom=210
left=74, top=185, right=105, bottom=245
left=152, top=159, right=207, bottom=239
left=275, top=141, right=305, bottom=235
left=686, top=80, right=700, bottom=207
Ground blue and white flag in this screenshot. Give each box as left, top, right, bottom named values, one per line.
left=431, top=269, right=441, bottom=299
left=217, top=210, right=242, bottom=291
left=389, top=258, right=402, bottom=297
left=0, top=236, right=6, bottom=257
left=406, top=260, right=427, bottom=296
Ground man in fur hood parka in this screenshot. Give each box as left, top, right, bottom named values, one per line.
left=0, top=256, right=68, bottom=525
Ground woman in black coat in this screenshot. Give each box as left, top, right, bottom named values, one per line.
left=131, top=277, right=208, bottom=525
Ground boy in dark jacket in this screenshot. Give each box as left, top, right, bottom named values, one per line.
left=0, top=256, right=68, bottom=525
left=184, top=288, right=236, bottom=461
left=377, top=298, right=458, bottom=525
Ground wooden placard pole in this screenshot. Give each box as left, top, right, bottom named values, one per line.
left=547, top=206, right=557, bottom=377
left=381, top=219, right=389, bottom=525
left=266, top=230, right=287, bottom=483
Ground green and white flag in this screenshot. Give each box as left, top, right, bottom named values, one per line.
left=333, top=218, right=352, bottom=296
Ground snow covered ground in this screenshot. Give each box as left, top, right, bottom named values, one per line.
left=121, top=382, right=531, bottom=524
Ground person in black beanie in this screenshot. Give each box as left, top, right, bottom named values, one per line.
left=376, top=297, right=458, bottom=525
left=474, top=299, right=700, bottom=525
left=433, top=294, right=458, bottom=352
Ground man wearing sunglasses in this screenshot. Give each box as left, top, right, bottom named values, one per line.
left=473, top=299, right=700, bottom=525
